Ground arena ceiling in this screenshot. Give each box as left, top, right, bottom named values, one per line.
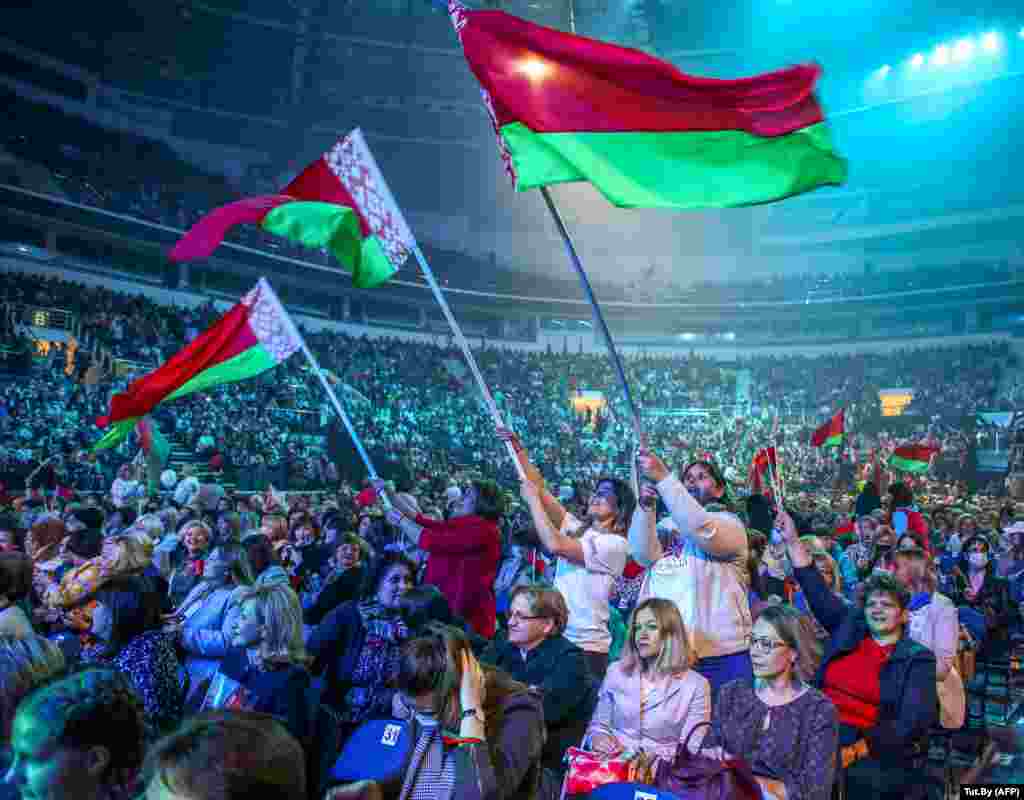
left=6, top=0, right=1024, bottom=291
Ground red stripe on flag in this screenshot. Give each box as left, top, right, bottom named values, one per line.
left=99, top=303, right=258, bottom=426
left=283, top=157, right=372, bottom=238
left=459, top=9, right=825, bottom=136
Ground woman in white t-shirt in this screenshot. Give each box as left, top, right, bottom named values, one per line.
left=504, top=430, right=632, bottom=681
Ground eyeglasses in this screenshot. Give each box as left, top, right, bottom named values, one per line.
left=508, top=611, right=548, bottom=623
left=749, top=636, right=788, bottom=652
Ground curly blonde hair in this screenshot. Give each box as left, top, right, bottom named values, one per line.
left=235, top=584, right=309, bottom=667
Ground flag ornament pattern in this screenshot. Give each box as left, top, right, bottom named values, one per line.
left=447, top=0, right=847, bottom=209
left=890, top=445, right=939, bottom=475
left=169, top=131, right=413, bottom=288
left=93, top=279, right=300, bottom=450
left=811, top=410, right=844, bottom=448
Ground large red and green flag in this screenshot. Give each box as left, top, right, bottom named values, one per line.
left=889, top=444, right=939, bottom=475
left=811, top=409, right=844, bottom=448
left=447, top=0, right=846, bottom=208
left=93, top=279, right=300, bottom=450
left=169, top=130, right=415, bottom=288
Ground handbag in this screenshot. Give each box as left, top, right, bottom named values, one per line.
left=562, top=746, right=657, bottom=797
left=654, top=722, right=761, bottom=800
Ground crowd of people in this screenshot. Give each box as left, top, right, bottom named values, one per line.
left=0, top=270, right=1023, bottom=799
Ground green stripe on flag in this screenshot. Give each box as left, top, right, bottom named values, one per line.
left=164, top=345, right=278, bottom=403
left=92, top=417, right=139, bottom=453
left=890, top=456, right=930, bottom=474
left=499, top=121, right=847, bottom=209
left=825, top=433, right=843, bottom=447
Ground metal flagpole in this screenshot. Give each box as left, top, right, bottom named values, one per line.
left=411, top=245, right=528, bottom=483
left=539, top=186, right=643, bottom=441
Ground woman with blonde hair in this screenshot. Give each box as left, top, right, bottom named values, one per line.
left=200, top=582, right=313, bottom=743
left=586, top=597, right=711, bottom=764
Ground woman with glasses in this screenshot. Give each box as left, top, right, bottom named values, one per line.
left=502, top=428, right=632, bottom=680
left=585, top=598, right=710, bottom=766
left=631, top=451, right=752, bottom=699
left=776, top=509, right=937, bottom=800
left=705, top=604, right=838, bottom=800
left=480, top=586, right=597, bottom=774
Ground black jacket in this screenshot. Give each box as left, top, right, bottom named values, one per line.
left=303, top=566, right=365, bottom=626
left=481, top=633, right=597, bottom=772
left=793, top=565, right=937, bottom=766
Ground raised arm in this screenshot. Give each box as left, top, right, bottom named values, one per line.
left=499, top=428, right=566, bottom=530
left=628, top=486, right=661, bottom=566
left=637, top=450, right=746, bottom=558
left=520, top=480, right=585, bottom=564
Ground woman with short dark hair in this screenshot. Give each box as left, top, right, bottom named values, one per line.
left=307, top=551, right=417, bottom=724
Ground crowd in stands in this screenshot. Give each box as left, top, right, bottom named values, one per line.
left=1, top=270, right=1024, bottom=799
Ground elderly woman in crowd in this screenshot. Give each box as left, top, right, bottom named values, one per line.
left=586, top=598, right=711, bottom=767
left=166, top=540, right=254, bottom=709
left=303, top=532, right=370, bottom=626
left=706, top=604, right=838, bottom=800
left=777, top=509, right=937, bottom=800
left=480, top=585, right=597, bottom=774
left=307, top=551, right=417, bottom=724
left=156, top=519, right=213, bottom=608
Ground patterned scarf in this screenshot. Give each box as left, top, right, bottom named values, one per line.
left=343, top=602, right=410, bottom=724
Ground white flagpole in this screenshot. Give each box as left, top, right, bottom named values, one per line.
left=260, top=280, right=391, bottom=507
left=344, top=129, right=526, bottom=483
left=411, top=246, right=527, bottom=482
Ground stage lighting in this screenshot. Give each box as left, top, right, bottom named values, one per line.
left=877, top=64, right=891, bottom=77
left=517, top=58, right=551, bottom=81
left=910, top=53, right=925, bottom=68
left=932, top=44, right=950, bottom=65
left=952, top=38, right=974, bottom=61
left=981, top=31, right=1001, bottom=51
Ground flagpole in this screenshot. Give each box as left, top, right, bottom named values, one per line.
left=539, top=186, right=643, bottom=441
left=411, top=245, right=528, bottom=483
left=261, top=281, right=386, bottom=492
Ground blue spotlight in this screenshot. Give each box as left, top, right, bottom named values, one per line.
left=910, top=53, right=925, bottom=68
left=932, top=44, right=951, bottom=65
left=981, top=31, right=1001, bottom=52
left=952, top=38, right=975, bottom=61
left=877, top=64, right=891, bottom=77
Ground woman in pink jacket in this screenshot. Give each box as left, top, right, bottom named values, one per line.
left=587, top=597, right=710, bottom=764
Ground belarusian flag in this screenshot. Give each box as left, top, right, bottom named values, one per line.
left=890, top=445, right=939, bottom=475
left=94, top=279, right=300, bottom=449
left=447, top=0, right=846, bottom=208
left=811, top=410, right=844, bottom=448
left=169, top=130, right=415, bottom=288
left=749, top=446, right=778, bottom=494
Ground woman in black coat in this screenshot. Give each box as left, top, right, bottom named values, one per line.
left=777, top=509, right=937, bottom=800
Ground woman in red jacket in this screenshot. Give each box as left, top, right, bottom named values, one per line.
left=378, top=479, right=503, bottom=639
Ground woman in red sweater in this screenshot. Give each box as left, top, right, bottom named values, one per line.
left=379, top=480, right=503, bottom=639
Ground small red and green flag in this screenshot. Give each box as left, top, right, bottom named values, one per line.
left=93, top=279, right=300, bottom=450
left=169, top=130, right=415, bottom=288
left=889, top=445, right=939, bottom=475
left=447, top=0, right=846, bottom=208
left=749, top=446, right=778, bottom=495
left=811, top=409, right=844, bottom=448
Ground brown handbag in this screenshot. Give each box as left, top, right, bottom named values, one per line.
left=654, top=722, right=762, bottom=800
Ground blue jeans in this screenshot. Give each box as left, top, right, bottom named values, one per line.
left=695, top=650, right=754, bottom=704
